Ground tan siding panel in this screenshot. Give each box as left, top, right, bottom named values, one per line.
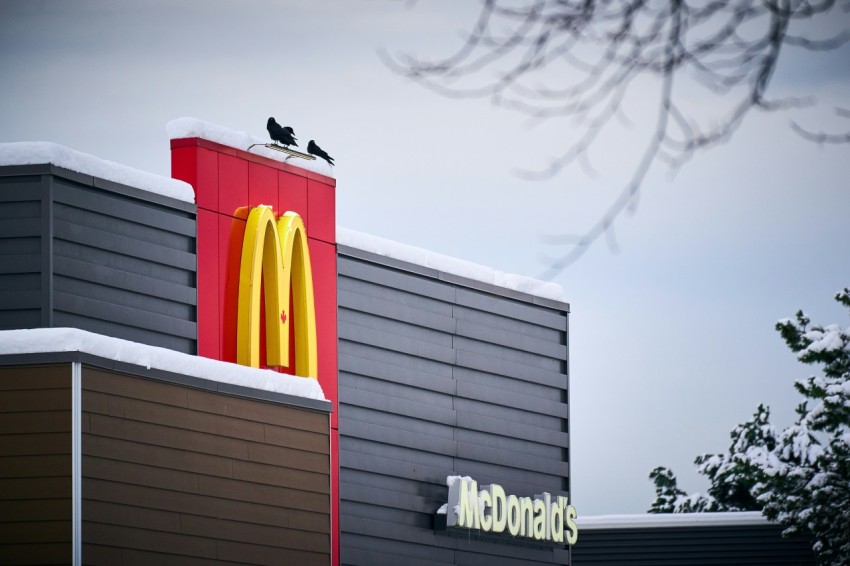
left=0, top=410, right=70, bottom=434
left=80, top=368, right=330, bottom=562
left=0, top=365, right=69, bottom=390
left=0, top=431, right=70, bottom=455
left=0, top=388, right=71, bottom=412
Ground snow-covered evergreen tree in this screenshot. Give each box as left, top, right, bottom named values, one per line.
left=648, top=288, right=850, bottom=565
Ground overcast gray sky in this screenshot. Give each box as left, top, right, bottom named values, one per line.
left=2, top=0, right=848, bottom=516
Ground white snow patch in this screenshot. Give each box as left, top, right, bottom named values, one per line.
left=0, top=328, right=326, bottom=401
left=0, top=142, right=194, bottom=203
left=337, top=227, right=566, bottom=303
left=166, top=117, right=335, bottom=179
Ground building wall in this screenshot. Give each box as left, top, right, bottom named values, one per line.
left=81, top=367, right=331, bottom=565
left=0, top=357, right=333, bottom=565
left=0, top=364, right=72, bottom=564
left=336, top=247, right=571, bottom=565
left=572, top=523, right=817, bottom=565
left=0, top=164, right=197, bottom=354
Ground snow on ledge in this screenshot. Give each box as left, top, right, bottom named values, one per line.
left=337, top=227, right=566, bottom=303
left=576, top=511, right=767, bottom=530
left=0, top=328, right=326, bottom=402
left=0, top=142, right=194, bottom=204
left=166, top=117, right=335, bottom=179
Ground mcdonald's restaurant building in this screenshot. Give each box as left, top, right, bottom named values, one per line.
left=0, top=120, right=816, bottom=565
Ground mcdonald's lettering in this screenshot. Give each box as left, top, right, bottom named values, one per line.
left=236, top=206, right=318, bottom=378
left=446, top=477, right=578, bottom=545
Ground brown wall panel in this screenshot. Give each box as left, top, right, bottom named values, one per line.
left=0, top=364, right=72, bottom=565
left=80, top=366, right=331, bottom=565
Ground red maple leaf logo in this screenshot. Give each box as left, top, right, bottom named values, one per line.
left=280, top=310, right=287, bottom=324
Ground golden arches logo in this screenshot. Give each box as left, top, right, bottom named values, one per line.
left=236, top=206, right=318, bottom=378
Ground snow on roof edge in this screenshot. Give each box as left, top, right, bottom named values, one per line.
left=166, top=117, right=335, bottom=179
left=0, top=141, right=194, bottom=204
left=576, top=511, right=767, bottom=530
left=337, top=227, right=566, bottom=303
left=0, top=328, right=326, bottom=402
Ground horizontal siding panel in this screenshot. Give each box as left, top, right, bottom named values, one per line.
left=340, top=351, right=456, bottom=395
left=342, top=418, right=456, bottom=456
left=0, top=217, right=42, bottom=239
left=454, top=336, right=562, bottom=373
left=455, top=397, right=562, bottom=431
left=341, top=450, right=448, bottom=484
left=340, top=275, right=453, bottom=317
left=340, top=386, right=456, bottom=425
left=56, top=275, right=194, bottom=320
left=341, top=404, right=455, bottom=441
left=54, top=239, right=193, bottom=287
left=340, top=341, right=453, bottom=379
left=54, top=312, right=195, bottom=353
left=339, top=257, right=456, bottom=303
left=0, top=289, right=41, bottom=310
left=53, top=181, right=195, bottom=236
left=55, top=290, right=195, bottom=338
left=0, top=236, right=39, bottom=255
left=339, top=288, right=455, bottom=333
left=454, top=304, right=564, bottom=343
left=342, top=371, right=454, bottom=409
left=0, top=309, right=40, bottom=329
left=456, top=287, right=567, bottom=330
left=455, top=428, right=563, bottom=461
left=456, top=349, right=567, bottom=388
left=339, top=323, right=455, bottom=364
left=456, top=410, right=569, bottom=448
left=55, top=255, right=196, bottom=305
left=340, top=482, right=441, bottom=516
left=0, top=200, right=40, bottom=220
left=0, top=272, right=40, bottom=292
left=451, top=459, right=566, bottom=496
left=456, top=318, right=567, bottom=360
left=54, top=200, right=194, bottom=251
left=0, top=254, right=40, bottom=275
left=0, top=477, right=71, bottom=500
left=343, top=436, right=454, bottom=472
left=454, top=366, right=563, bottom=403
left=456, top=380, right=569, bottom=419
left=0, top=431, right=69, bottom=455
left=54, top=218, right=195, bottom=271
left=457, top=441, right=569, bottom=477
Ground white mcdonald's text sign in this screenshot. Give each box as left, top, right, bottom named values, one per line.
left=444, top=476, right=578, bottom=545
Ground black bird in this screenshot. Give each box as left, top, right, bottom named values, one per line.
left=307, top=140, right=334, bottom=166
left=267, top=117, right=297, bottom=147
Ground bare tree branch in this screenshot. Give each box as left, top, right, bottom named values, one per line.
left=385, top=0, right=850, bottom=275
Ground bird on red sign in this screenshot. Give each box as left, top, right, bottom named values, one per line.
left=267, top=117, right=298, bottom=147
left=307, top=140, right=334, bottom=166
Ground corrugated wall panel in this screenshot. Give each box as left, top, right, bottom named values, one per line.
left=338, top=250, right=571, bottom=565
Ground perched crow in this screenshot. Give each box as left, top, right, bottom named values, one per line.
left=267, top=117, right=297, bottom=147
left=307, top=140, right=334, bottom=166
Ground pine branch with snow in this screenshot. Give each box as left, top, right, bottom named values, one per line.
left=648, top=288, right=850, bottom=565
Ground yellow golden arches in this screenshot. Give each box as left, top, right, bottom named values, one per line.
left=236, top=206, right=318, bottom=378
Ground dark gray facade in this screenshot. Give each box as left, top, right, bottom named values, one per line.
left=0, top=164, right=197, bottom=353
left=572, top=516, right=817, bottom=565
left=337, top=245, right=571, bottom=565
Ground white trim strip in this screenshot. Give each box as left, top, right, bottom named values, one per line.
left=577, top=511, right=768, bottom=530
left=72, top=361, right=81, bottom=565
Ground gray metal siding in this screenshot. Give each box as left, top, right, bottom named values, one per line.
left=0, top=165, right=197, bottom=353
left=571, top=525, right=817, bottom=565
left=337, top=250, right=571, bottom=565
left=0, top=175, right=45, bottom=330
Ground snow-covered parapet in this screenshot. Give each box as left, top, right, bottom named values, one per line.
left=0, top=328, right=326, bottom=402
left=0, top=142, right=194, bottom=204
left=577, top=511, right=767, bottom=530
left=337, top=227, right=566, bottom=303
left=166, top=117, right=335, bottom=179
